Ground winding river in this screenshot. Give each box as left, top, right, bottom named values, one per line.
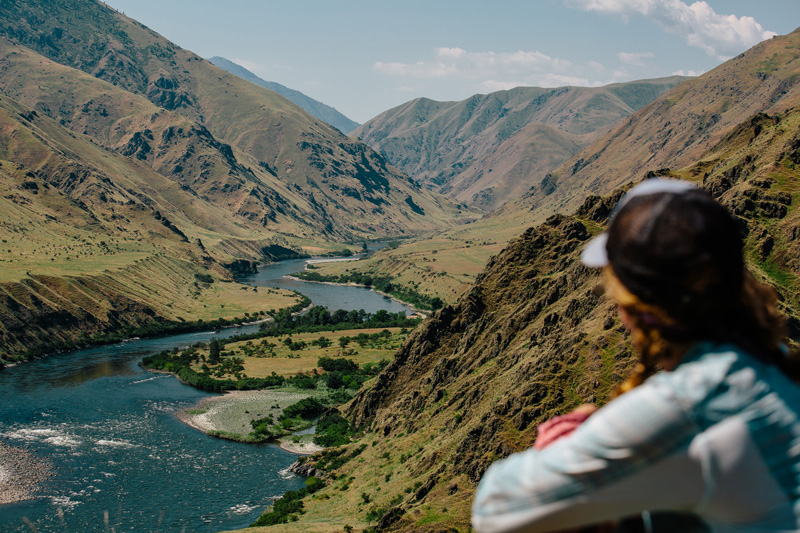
left=0, top=257, right=411, bottom=532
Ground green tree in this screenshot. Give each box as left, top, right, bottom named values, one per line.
left=209, top=339, right=220, bottom=363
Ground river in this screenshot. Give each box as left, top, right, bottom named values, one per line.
left=0, top=257, right=411, bottom=532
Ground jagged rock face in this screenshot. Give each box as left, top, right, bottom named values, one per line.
left=341, top=209, right=637, bottom=528
left=224, top=259, right=258, bottom=277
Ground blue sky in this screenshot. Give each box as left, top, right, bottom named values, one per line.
left=102, top=0, right=798, bottom=123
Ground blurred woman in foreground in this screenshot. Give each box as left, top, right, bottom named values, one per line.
left=472, top=179, right=800, bottom=533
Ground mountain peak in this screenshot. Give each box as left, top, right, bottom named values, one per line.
left=208, top=56, right=360, bottom=134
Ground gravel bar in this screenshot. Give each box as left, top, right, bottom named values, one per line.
left=0, top=440, right=54, bottom=505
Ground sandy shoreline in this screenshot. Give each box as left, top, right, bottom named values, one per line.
left=0, top=441, right=54, bottom=505
left=176, top=390, right=323, bottom=455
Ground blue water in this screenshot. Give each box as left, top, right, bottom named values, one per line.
left=238, top=257, right=410, bottom=315
left=0, top=257, right=410, bottom=532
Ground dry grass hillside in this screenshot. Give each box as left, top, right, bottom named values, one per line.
left=0, top=89, right=303, bottom=361
left=510, top=27, right=800, bottom=225
left=0, top=0, right=482, bottom=360
left=311, top=29, right=800, bottom=309
left=353, top=78, right=684, bottom=211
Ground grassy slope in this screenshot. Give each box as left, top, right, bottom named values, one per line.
left=0, top=91, right=305, bottom=360
left=0, top=38, right=325, bottom=245
left=352, top=77, right=685, bottom=211
left=501, top=28, right=800, bottom=229
left=0, top=0, right=477, bottom=359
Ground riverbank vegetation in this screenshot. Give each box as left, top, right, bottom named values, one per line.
left=5, top=289, right=310, bottom=366
left=143, top=307, right=420, bottom=443
left=294, top=270, right=445, bottom=311
left=250, top=476, right=327, bottom=527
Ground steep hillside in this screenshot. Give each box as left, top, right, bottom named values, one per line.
left=0, top=92, right=304, bottom=360
left=246, top=99, right=800, bottom=532
left=209, top=56, right=360, bottom=134
left=0, top=38, right=327, bottom=242
left=0, top=0, right=472, bottom=242
left=352, top=78, right=685, bottom=211
left=0, top=0, right=479, bottom=360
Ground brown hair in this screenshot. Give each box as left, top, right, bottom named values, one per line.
left=608, top=266, right=798, bottom=397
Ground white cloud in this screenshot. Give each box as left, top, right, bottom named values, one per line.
left=566, top=0, right=776, bottom=59
left=374, top=47, right=572, bottom=81
left=374, top=46, right=623, bottom=96
left=672, top=68, right=704, bottom=76
left=437, top=47, right=468, bottom=59
left=618, top=51, right=655, bottom=66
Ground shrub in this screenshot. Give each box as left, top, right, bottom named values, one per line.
left=194, top=272, right=215, bottom=284
left=280, top=397, right=326, bottom=421
left=305, top=476, right=325, bottom=494
left=318, top=356, right=359, bottom=373
left=313, top=413, right=352, bottom=447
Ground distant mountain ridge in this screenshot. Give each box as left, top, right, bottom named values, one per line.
left=352, top=77, right=686, bottom=210
left=508, top=27, right=800, bottom=224
left=208, top=56, right=360, bottom=134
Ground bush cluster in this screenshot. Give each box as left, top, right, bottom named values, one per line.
left=249, top=476, right=326, bottom=526
left=262, top=305, right=419, bottom=336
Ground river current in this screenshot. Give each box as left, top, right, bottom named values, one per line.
left=0, top=257, right=410, bottom=532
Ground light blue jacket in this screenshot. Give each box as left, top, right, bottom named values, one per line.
left=472, top=343, right=800, bottom=532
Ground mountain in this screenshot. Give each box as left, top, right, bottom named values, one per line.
left=0, top=0, right=478, bottom=360
left=509, top=28, right=800, bottom=224
left=208, top=56, right=360, bottom=134
left=0, top=89, right=304, bottom=360
left=0, top=0, right=472, bottom=245
left=352, top=77, right=685, bottom=211
left=310, top=28, right=800, bottom=312
left=266, top=97, right=800, bottom=530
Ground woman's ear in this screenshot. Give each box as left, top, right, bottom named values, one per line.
left=617, top=305, right=633, bottom=330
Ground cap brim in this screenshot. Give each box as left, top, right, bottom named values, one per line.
left=580, top=233, right=608, bottom=267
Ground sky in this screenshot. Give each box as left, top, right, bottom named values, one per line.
left=101, top=0, right=799, bottom=124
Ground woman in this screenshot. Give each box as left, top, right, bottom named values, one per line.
left=472, top=179, right=800, bottom=533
